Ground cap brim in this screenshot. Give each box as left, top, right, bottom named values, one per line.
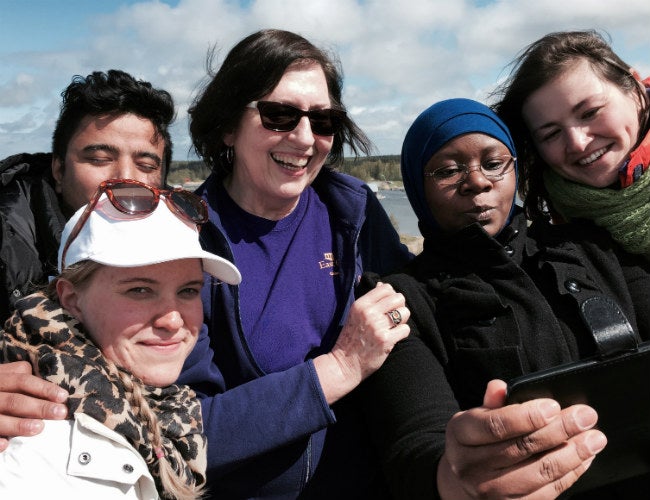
left=201, top=253, right=242, bottom=285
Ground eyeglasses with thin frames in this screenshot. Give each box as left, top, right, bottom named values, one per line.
left=60, top=179, right=208, bottom=268
left=246, top=100, right=346, bottom=136
left=424, top=155, right=516, bottom=186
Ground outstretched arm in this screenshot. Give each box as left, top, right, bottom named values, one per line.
left=360, top=333, right=606, bottom=500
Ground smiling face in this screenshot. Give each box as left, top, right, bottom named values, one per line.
left=223, top=61, right=334, bottom=220
left=423, top=133, right=516, bottom=237
left=522, top=58, right=642, bottom=188
left=57, top=259, right=204, bottom=387
left=53, top=113, right=165, bottom=216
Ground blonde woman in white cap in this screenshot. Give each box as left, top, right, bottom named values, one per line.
left=0, top=179, right=241, bottom=500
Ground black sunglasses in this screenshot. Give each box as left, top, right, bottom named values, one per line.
left=247, top=100, right=346, bottom=136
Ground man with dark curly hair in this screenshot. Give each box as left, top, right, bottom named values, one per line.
left=0, top=69, right=175, bottom=323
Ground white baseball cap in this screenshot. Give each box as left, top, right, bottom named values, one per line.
left=58, top=193, right=242, bottom=285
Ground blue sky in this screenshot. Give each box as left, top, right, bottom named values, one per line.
left=2, top=0, right=650, bottom=160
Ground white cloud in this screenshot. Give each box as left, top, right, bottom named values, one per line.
left=1, top=0, right=650, bottom=159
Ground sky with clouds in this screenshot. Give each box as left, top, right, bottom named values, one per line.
left=2, top=0, right=650, bottom=161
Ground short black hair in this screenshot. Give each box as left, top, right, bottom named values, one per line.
left=51, top=69, right=175, bottom=181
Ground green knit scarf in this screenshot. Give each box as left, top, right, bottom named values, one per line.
left=544, top=168, right=650, bottom=259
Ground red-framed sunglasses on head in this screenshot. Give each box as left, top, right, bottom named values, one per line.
left=60, top=179, right=208, bottom=268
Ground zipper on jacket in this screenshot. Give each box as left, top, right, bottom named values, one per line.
left=304, top=436, right=312, bottom=486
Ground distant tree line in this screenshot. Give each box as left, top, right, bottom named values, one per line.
left=167, top=161, right=212, bottom=186
left=338, top=155, right=401, bottom=182
left=167, top=155, right=402, bottom=186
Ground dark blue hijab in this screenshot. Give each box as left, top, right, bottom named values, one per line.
left=400, top=98, right=518, bottom=238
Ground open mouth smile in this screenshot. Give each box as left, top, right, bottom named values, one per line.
left=578, top=146, right=608, bottom=166
left=271, top=153, right=310, bottom=171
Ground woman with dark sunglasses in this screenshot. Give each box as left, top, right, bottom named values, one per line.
left=357, top=99, right=650, bottom=499
left=0, top=183, right=241, bottom=498
left=176, top=29, right=413, bottom=498
left=493, top=30, right=650, bottom=259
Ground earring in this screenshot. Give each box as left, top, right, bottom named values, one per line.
left=225, top=146, right=234, bottom=165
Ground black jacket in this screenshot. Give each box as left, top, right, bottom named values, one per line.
left=359, top=210, right=650, bottom=499
left=0, top=153, right=65, bottom=324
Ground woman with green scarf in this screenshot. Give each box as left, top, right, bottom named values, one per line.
left=494, top=29, right=650, bottom=258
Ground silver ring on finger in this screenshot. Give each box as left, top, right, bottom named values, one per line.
left=386, top=309, right=402, bottom=327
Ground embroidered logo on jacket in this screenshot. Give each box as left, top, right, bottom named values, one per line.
left=318, top=253, right=339, bottom=275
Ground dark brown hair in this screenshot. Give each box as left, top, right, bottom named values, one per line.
left=188, top=29, right=372, bottom=180
left=492, top=30, right=650, bottom=220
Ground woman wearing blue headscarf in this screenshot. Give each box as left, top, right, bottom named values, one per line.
left=357, top=99, right=650, bottom=499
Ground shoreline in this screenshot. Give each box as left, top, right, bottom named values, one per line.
left=401, top=234, right=423, bottom=255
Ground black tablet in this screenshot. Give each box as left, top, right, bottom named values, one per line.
left=506, top=343, right=650, bottom=493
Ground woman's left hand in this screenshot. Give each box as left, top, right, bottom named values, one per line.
left=313, top=282, right=410, bottom=404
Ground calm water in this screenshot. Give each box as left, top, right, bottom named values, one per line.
left=377, top=189, right=420, bottom=237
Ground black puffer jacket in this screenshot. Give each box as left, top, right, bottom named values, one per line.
left=359, top=210, right=650, bottom=499
left=0, top=153, right=65, bottom=324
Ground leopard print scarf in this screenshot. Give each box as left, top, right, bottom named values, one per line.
left=0, top=292, right=207, bottom=496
